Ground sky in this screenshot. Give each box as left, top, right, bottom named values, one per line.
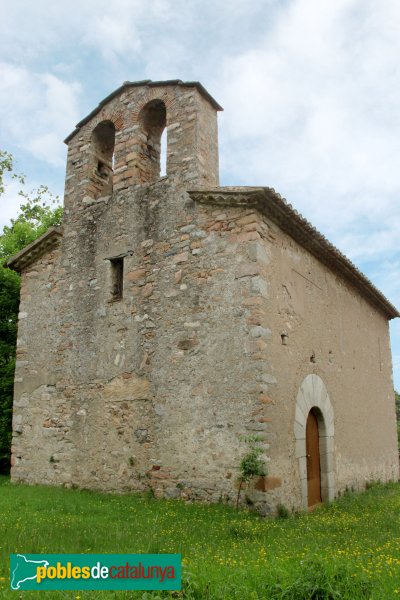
left=1, top=0, right=400, bottom=388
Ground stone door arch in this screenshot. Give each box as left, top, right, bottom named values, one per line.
left=294, top=374, right=335, bottom=509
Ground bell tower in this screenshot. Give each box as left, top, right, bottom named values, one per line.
left=63, top=80, right=222, bottom=213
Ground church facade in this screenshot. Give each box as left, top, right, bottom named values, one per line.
left=9, top=80, right=399, bottom=513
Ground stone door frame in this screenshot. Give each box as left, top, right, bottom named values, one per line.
left=294, top=374, right=335, bottom=509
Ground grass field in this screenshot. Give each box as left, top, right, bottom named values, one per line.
left=1, top=476, right=400, bottom=599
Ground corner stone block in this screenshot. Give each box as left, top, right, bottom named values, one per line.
left=312, top=373, right=324, bottom=402
left=103, top=374, right=150, bottom=401
left=320, top=436, right=334, bottom=455
left=295, top=438, right=306, bottom=459
left=257, top=373, right=277, bottom=385
left=294, top=420, right=306, bottom=441
left=247, top=242, right=270, bottom=264
left=296, top=388, right=312, bottom=416
left=327, top=472, right=335, bottom=500
left=298, top=456, right=307, bottom=480
left=319, top=450, right=334, bottom=473
left=324, top=404, right=335, bottom=435
left=255, top=476, right=282, bottom=492
left=250, top=276, right=269, bottom=297
left=249, top=326, right=272, bottom=340
left=296, top=390, right=311, bottom=419
left=234, top=262, right=261, bottom=279
left=295, top=403, right=307, bottom=427
left=300, top=377, right=314, bottom=408
left=236, top=213, right=259, bottom=227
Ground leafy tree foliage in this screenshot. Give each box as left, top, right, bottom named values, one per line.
left=0, top=150, right=62, bottom=473
left=236, top=435, right=267, bottom=509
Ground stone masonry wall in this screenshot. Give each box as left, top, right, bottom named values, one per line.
left=11, top=244, right=76, bottom=485
left=11, top=182, right=277, bottom=513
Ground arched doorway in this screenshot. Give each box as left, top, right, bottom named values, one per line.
left=294, top=374, right=335, bottom=510
left=306, top=408, right=322, bottom=507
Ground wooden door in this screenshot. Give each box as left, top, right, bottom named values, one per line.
left=306, top=409, right=322, bottom=507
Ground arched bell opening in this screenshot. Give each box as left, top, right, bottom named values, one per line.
left=90, top=120, right=115, bottom=199
left=137, top=99, right=167, bottom=183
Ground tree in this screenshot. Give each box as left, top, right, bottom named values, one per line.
left=0, top=150, right=62, bottom=473
left=236, top=435, right=267, bottom=509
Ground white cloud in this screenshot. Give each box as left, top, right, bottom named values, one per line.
left=334, top=215, right=400, bottom=262
left=0, top=62, right=81, bottom=166
left=0, top=0, right=173, bottom=65
left=25, top=133, right=66, bottom=167
left=82, top=13, right=143, bottom=62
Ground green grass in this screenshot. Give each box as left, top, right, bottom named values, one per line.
left=1, top=476, right=400, bottom=598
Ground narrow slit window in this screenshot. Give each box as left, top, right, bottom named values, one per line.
left=110, top=257, right=124, bottom=301
left=160, top=127, right=167, bottom=176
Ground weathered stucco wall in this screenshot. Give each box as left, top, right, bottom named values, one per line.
left=10, top=80, right=399, bottom=514
left=254, top=216, right=399, bottom=509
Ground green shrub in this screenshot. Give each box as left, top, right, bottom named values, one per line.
left=276, top=503, right=290, bottom=519
left=236, top=435, right=267, bottom=509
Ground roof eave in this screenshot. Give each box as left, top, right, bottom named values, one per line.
left=6, top=227, right=63, bottom=273
left=187, top=187, right=400, bottom=321
left=64, top=80, right=223, bottom=144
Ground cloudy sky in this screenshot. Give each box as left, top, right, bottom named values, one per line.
left=1, top=0, right=400, bottom=388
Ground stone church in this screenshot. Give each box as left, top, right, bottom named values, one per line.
left=9, top=80, right=399, bottom=513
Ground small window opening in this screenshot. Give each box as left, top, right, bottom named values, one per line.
left=110, top=257, right=123, bottom=301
